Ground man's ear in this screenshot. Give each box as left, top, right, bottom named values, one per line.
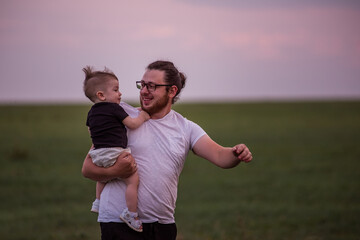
left=96, top=91, right=106, bottom=101
left=168, top=85, right=178, bottom=98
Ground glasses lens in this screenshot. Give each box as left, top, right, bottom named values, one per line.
left=147, top=83, right=156, bottom=91
left=136, top=81, right=157, bottom=92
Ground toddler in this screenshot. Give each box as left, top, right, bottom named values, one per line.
left=83, top=66, right=149, bottom=232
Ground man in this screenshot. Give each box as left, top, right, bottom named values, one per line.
left=82, top=60, right=253, bottom=240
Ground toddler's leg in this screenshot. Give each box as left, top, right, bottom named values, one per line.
left=96, top=181, right=106, bottom=200
left=119, top=171, right=142, bottom=232
left=91, top=181, right=106, bottom=213
left=124, top=171, right=139, bottom=212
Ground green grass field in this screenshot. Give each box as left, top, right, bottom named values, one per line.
left=0, top=101, right=359, bottom=240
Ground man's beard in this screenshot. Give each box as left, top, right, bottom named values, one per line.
left=140, top=93, right=170, bottom=116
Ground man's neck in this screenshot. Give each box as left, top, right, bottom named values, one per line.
left=150, top=105, right=172, bottom=119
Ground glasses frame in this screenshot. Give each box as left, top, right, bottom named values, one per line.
left=136, top=81, right=173, bottom=92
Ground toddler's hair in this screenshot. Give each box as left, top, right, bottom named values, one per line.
left=83, top=66, right=118, bottom=102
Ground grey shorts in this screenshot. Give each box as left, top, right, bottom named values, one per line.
left=89, top=147, right=131, bottom=168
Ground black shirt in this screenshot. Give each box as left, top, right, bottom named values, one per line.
left=86, top=102, right=129, bottom=149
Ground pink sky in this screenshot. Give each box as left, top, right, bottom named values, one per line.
left=0, top=0, right=359, bottom=103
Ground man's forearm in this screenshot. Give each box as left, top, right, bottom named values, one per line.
left=82, top=154, right=115, bottom=182
left=218, top=147, right=242, bottom=169
left=82, top=151, right=136, bottom=181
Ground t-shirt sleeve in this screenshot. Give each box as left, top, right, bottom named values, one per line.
left=113, top=104, right=129, bottom=122
left=188, top=120, right=207, bottom=149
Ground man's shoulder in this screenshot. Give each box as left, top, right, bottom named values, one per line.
left=168, top=110, right=197, bottom=129
left=120, top=102, right=138, bottom=117
left=171, top=110, right=191, bottom=122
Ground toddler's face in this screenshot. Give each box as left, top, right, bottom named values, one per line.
left=103, top=78, right=122, bottom=104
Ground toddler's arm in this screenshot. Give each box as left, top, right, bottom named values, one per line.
left=122, top=110, right=150, bottom=130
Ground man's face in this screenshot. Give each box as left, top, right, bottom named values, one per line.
left=139, top=70, right=171, bottom=115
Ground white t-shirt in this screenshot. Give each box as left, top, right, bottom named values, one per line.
left=98, top=102, right=206, bottom=224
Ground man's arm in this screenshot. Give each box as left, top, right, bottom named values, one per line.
left=82, top=150, right=137, bottom=182
left=192, top=134, right=253, bottom=169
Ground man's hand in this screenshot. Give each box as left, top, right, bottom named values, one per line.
left=232, top=144, right=253, bottom=163
left=82, top=149, right=137, bottom=182
left=111, top=151, right=137, bottom=179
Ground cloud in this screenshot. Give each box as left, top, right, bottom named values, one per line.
left=0, top=0, right=359, bottom=103
left=178, top=0, right=360, bottom=9
left=213, top=7, right=360, bottom=64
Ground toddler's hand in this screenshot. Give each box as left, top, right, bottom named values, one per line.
left=139, top=110, right=150, bottom=121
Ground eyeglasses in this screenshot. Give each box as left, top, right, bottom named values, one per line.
left=136, top=81, right=173, bottom=92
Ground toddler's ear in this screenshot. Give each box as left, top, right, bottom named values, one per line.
left=96, top=91, right=105, bottom=101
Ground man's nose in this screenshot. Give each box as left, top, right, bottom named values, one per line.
left=140, top=86, right=149, bottom=93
